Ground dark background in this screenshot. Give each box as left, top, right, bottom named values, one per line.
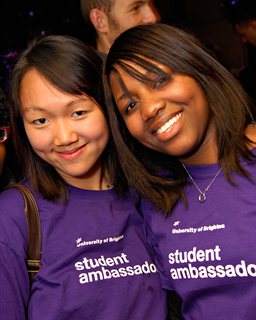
left=0, top=0, right=246, bottom=91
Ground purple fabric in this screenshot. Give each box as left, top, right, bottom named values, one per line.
left=0, top=185, right=167, bottom=319
left=143, top=151, right=256, bottom=319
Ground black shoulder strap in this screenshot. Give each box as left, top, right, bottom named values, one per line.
left=11, top=184, right=42, bottom=284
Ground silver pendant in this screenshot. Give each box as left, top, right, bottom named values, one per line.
left=199, top=192, right=206, bottom=203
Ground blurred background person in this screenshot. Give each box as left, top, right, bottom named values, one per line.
left=0, top=88, right=9, bottom=176
left=80, top=0, right=160, bottom=57
left=221, top=0, right=256, bottom=118
left=0, top=87, right=22, bottom=191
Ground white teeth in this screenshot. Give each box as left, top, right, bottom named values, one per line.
left=156, top=113, right=181, bottom=134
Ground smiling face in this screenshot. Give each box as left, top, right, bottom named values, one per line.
left=109, top=61, right=218, bottom=165
left=20, top=68, right=109, bottom=189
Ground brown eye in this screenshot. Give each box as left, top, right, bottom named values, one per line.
left=125, top=100, right=138, bottom=114
left=153, top=76, right=168, bottom=89
left=72, top=110, right=87, bottom=117
left=34, top=118, right=48, bottom=125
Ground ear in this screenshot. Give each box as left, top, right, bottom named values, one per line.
left=90, top=8, right=109, bottom=33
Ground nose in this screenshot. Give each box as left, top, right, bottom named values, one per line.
left=54, top=120, right=79, bottom=146
left=140, top=95, right=165, bottom=122
left=142, top=3, right=161, bottom=24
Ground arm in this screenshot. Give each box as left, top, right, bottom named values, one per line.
left=0, top=188, right=30, bottom=319
left=0, top=242, right=29, bottom=319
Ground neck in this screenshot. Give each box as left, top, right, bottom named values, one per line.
left=62, top=161, right=112, bottom=190
left=179, top=147, right=219, bottom=166
left=96, top=36, right=111, bottom=54
left=179, top=123, right=219, bottom=165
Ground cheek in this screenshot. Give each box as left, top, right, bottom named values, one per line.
left=94, top=124, right=109, bottom=145
left=29, top=136, right=51, bottom=154
left=124, top=116, right=144, bottom=139
left=86, top=115, right=109, bottom=143
left=124, top=19, right=140, bottom=30
left=24, top=125, right=52, bottom=153
left=115, top=17, right=135, bottom=32
left=193, top=96, right=210, bottom=124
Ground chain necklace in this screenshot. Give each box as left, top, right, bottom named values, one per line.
left=182, top=164, right=222, bottom=203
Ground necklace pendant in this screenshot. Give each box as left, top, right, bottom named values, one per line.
left=182, top=163, right=222, bottom=204
left=199, top=192, right=206, bottom=203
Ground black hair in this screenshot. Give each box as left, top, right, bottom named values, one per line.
left=10, top=34, right=117, bottom=201
left=104, top=23, right=254, bottom=213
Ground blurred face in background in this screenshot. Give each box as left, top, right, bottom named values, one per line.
left=0, top=143, right=6, bottom=174
left=235, top=20, right=256, bottom=46
left=106, top=0, right=160, bottom=47
left=0, top=126, right=9, bottom=174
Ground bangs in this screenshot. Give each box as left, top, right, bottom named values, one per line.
left=111, top=56, right=171, bottom=86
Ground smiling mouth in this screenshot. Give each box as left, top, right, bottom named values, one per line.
left=155, top=113, right=182, bottom=135
left=56, top=145, right=85, bottom=160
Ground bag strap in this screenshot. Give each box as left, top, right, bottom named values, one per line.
left=11, top=184, right=42, bottom=284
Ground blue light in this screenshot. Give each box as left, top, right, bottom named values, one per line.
left=230, top=0, right=238, bottom=6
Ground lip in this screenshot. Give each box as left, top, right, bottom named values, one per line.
left=150, top=111, right=182, bottom=135
left=55, top=145, right=86, bottom=160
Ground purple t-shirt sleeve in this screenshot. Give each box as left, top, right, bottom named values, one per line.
left=0, top=188, right=30, bottom=319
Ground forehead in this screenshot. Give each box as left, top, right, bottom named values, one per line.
left=20, top=69, right=52, bottom=96
left=20, top=69, right=86, bottom=107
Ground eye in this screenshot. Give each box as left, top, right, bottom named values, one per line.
left=130, top=2, right=144, bottom=13
left=72, top=110, right=87, bottom=117
left=153, top=75, right=169, bottom=89
left=131, top=5, right=141, bottom=12
left=124, top=100, right=138, bottom=114
left=33, top=118, right=49, bottom=125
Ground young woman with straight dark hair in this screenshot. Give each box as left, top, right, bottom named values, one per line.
left=104, top=23, right=256, bottom=319
left=0, top=34, right=169, bottom=319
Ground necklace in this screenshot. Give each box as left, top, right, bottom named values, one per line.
left=182, top=164, right=222, bottom=203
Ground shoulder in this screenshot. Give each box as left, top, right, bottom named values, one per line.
left=0, top=185, right=27, bottom=212
left=0, top=185, right=29, bottom=257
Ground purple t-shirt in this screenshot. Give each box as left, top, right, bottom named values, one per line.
left=143, top=152, right=256, bottom=319
left=0, top=185, right=167, bottom=319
